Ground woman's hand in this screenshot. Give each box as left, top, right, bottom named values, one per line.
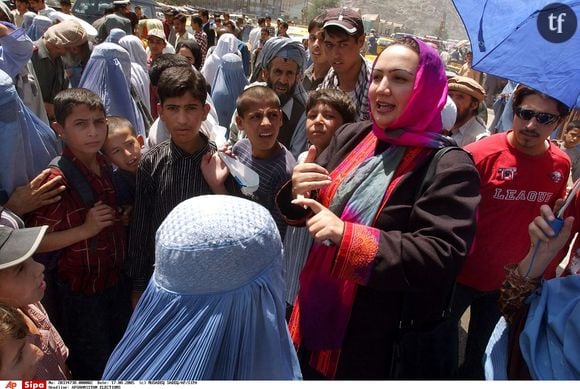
left=292, top=197, right=344, bottom=245
left=292, top=145, right=331, bottom=198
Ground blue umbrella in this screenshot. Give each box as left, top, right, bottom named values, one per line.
left=452, top=0, right=579, bottom=108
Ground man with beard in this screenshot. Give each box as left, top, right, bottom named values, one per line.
left=31, top=19, right=88, bottom=121
left=446, top=76, right=488, bottom=147
left=256, top=37, right=308, bottom=159
left=438, top=85, right=571, bottom=379
left=317, top=7, right=371, bottom=121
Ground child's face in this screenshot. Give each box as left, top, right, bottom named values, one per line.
left=0, top=258, right=46, bottom=307
left=54, top=105, right=108, bottom=160
left=158, top=93, right=210, bottom=151
left=102, top=128, right=144, bottom=173
left=0, top=334, right=43, bottom=379
left=236, top=102, right=283, bottom=159
left=306, top=102, right=344, bottom=151
left=564, top=127, right=580, bottom=148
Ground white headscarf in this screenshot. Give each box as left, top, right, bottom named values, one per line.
left=201, top=33, right=241, bottom=86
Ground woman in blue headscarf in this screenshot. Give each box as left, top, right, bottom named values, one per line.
left=0, top=68, right=60, bottom=203
left=27, top=15, right=52, bottom=41
left=102, top=195, right=301, bottom=380
left=79, top=42, right=147, bottom=137
left=211, top=53, right=248, bottom=129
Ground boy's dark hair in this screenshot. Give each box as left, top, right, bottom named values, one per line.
left=54, top=88, right=105, bottom=126
left=191, top=15, right=202, bottom=28
left=308, top=14, right=325, bottom=32
left=149, top=54, right=191, bottom=87
left=236, top=86, right=280, bottom=117
left=260, top=27, right=270, bottom=36
left=567, top=120, right=580, bottom=131
left=107, top=116, right=136, bottom=137
left=306, top=88, right=356, bottom=125
left=175, top=39, right=203, bottom=71
left=257, top=17, right=265, bottom=26
left=157, top=66, right=207, bottom=105
left=280, top=21, right=288, bottom=29
left=513, top=85, right=570, bottom=118
left=174, top=13, right=187, bottom=24
left=323, top=25, right=364, bottom=41
left=223, top=20, right=236, bottom=31
left=200, top=9, right=208, bottom=19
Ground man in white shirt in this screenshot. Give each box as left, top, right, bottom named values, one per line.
left=447, top=76, right=489, bottom=147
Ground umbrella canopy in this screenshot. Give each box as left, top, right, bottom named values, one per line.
left=452, top=0, right=579, bottom=108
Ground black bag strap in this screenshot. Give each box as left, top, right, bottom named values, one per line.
left=49, top=156, right=96, bottom=209
left=49, top=156, right=98, bottom=251
left=398, top=145, right=471, bottom=329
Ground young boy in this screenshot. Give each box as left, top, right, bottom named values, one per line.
left=233, top=85, right=296, bottom=239
left=126, top=66, right=238, bottom=307
left=101, top=116, right=144, bottom=217
left=0, top=302, right=42, bottom=379
left=283, top=88, right=355, bottom=318
left=26, top=88, right=131, bottom=379
left=559, top=121, right=580, bottom=183
left=0, top=218, right=69, bottom=379
left=304, top=88, right=356, bottom=157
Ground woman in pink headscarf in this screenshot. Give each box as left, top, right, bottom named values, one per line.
left=277, top=37, right=481, bottom=379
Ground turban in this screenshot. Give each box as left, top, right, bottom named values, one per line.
left=43, top=20, right=87, bottom=48
left=257, top=37, right=306, bottom=74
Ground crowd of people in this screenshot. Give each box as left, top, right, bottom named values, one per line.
left=0, top=0, right=578, bottom=381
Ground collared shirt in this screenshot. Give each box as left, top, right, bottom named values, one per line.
left=22, top=303, right=70, bottom=379
left=126, top=137, right=239, bottom=291
left=193, top=30, right=208, bottom=66
left=31, top=38, right=67, bottom=104
left=450, top=115, right=488, bottom=147
left=302, top=63, right=327, bottom=91
left=27, top=147, right=126, bottom=295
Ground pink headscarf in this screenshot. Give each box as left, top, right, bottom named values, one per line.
left=370, top=37, right=449, bottom=148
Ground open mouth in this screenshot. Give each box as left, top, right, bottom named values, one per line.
left=375, top=101, right=395, bottom=113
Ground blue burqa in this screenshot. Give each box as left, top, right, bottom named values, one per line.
left=102, top=195, right=302, bottom=380
left=0, top=68, right=60, bottom=201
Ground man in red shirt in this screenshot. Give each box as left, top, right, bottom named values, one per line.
left=441, top=85, right=571, bottom=379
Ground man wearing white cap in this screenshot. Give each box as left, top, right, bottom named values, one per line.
left=31, top=19, right=88, bottom=121
left=96, top=0, right=132, bottom=43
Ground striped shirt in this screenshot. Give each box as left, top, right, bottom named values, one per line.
left=126, top=137, right=238, bottom=291
left=232, top=139, right=296, bottom=239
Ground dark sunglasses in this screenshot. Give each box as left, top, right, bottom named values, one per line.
left=514, top=107, right=560, bottom=125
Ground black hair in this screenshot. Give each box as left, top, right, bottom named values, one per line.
left=149, top=54, right=191, bottom=87
left=175, top=39, right=203, bottom=71
left=157, top=66, right=207, bottom=105
left=54, top=88, right=105, bottom=126
left=308, top=14, right=325, bottom=33
left=513, top=85, right=570, bottom=118
left=306, top=88, right=356, bottom=125
left=107, top=116, right=136, bottom=136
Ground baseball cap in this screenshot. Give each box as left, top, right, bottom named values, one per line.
left=448, top=76, right=486, bottom=103
left=0, top=225, right=48, bottom=270
left=323, top=7, right=364, bottom=36
left=147, top=28, right=167, bottom=43
left=113, top=0, right=130, bottom=5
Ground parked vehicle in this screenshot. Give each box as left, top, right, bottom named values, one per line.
left=72, top=0, right=158, bottom=24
